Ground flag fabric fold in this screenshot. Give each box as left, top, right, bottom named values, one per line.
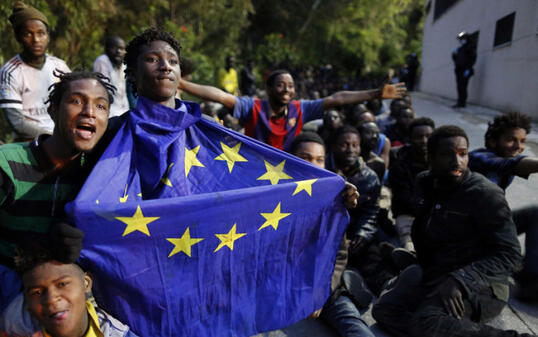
left=67, top=96, right=349, bottom=337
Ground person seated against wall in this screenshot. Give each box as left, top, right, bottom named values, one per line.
left=389, top=117, right=435, bottom=251
left=469, top=111, right=538, bottom=302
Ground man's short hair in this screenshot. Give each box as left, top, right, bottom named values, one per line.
left=428, top=125, right=468, bottom=157
left=105, top=35, right=123, bottom=49
left=46, top=70, right=117, bottom=115
left=124, top=27, right=182, bottom=95
left=389, top=98, right=409, bottom=117
left=266, top=69, right=291, bottom=88
left=14, top=244, right=83, bottom=277
left=289, top=131, right=325, bottom=154
left=485, top=112, right=532, bottom=149
left=330, top=125, right=360, bottom=147
left=409, top=117, right=435, bottom=134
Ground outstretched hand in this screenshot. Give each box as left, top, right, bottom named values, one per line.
left=342, top=181, right=359, bottom=209
left=380, top=82, right=407, bottom=99
left=428, top=276, right=465, bottom=319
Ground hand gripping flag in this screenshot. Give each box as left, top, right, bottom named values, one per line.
left=66, top=96, right=349, bottom=337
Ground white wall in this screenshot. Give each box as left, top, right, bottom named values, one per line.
left=420, top=0, right=538, bottom=119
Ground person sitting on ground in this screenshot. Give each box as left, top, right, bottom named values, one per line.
left=388, top=117, right=435, bottom=250
left=0, top=1, right=71, bottom=142
left=376, top=98, right=408, bottom=135
left=317, top=109, right=344, bottom=146
left=289, top=132, right=374, bottom=337
left=178, top=70, right=406, bottom=151
left=355, top=112, right=391, bottom=169
left=373, top=126, right=526, bottom=337
left=93, top=35, right=129, bottom=117
left=384, top=106, right=415, bottom=148
left=358, top=122, right=386, bottom=182
left=469, top=111, right=538, bottom=301
left=14, top=245, right=138, bottom=337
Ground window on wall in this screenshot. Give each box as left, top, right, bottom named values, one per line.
left=434, top=0, right=460, bottom=20
left=493, top=12, right=516, bottom=47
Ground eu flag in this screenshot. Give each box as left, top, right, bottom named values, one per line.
left=66, top=96, right=349, bottom=337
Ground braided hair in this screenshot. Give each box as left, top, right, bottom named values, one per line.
left=46, top=69, right=117, bottom=115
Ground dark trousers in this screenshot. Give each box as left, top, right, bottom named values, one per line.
left=455, top=70, right=470, bottom=106
left=321, top=294, right=375, bottom=337
left=513, top=205, right=538, bottom=276
left=373, top=265, right=527, bottom=337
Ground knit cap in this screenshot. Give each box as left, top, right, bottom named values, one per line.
left=8, top=1, right=49, bottom=31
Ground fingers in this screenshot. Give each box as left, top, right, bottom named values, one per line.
left=454, top=291, right=465, bottom=317
left=443, top=298, right=461, bottom=319
left=342, top=182, right=359, bottom=209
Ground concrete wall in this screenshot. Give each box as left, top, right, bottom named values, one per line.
left=420, top=0, right=538, bottom=119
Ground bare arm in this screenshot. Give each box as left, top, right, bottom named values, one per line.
left=178, top=79, right=237, bottom=109
left=515, top=157, right=538, bottom=177
left=380, top=137, right=391, bottom=169
left=322, top=83, right=406, bottom=109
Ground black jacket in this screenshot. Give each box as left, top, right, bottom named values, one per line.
left=411, top=170, right=521, bottom=301
left=389, top=145, right=428, bottom=217
left=327, top=155, right=381, bottom=242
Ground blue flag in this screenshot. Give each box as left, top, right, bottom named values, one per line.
left=66, top=96, right=349, bottom=337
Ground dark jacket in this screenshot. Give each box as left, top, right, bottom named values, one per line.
left=389, top=145, right=428, bottom=217
left=452, top=42, right=476, bottom=73
left=411, top=170, right=522, bottom=301
left=326, top=155, right=381, bottom=242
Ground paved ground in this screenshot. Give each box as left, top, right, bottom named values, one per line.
left=253, top=92, right=538, bottom=337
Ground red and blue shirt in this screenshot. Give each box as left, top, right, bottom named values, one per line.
left=233, top=97, right=323, bottom=151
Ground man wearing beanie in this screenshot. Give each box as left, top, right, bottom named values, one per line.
left=0, top=1, right=70, bottom=142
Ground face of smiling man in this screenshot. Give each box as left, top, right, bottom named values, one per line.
left=23, top=261, right=92, bottom=337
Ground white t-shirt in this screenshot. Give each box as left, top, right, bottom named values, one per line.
left=93, top=54, right=129, bottom=117
left=0, top=54, right=70, bottom=134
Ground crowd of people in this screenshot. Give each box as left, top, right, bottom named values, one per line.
left=0, top=2, right=536, bottom=337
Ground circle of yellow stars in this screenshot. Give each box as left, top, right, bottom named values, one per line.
left=112, top=141, right=319, bottom=259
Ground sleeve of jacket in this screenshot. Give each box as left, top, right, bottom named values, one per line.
left=347, top=167, right=381, bottom=242
left=450, top=181, right=522, bottom=293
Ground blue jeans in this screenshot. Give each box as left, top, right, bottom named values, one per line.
left=321, top=294, right=375, bottom=337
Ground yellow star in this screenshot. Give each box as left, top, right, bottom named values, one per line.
left=258, top=202, right=291, bottom=231
left=185, top=146, right=204, bottom=177
left=215, top=142, right=248, bottom=173
left=166, top=227, right=204, bottom=258
left=292, top=179, right=318, bottom=196
left=257, top=160, right=293, bottom=185
left=214, top=223, right=246, bottom=252
left=161, top=163, right=174, bottom=187
left=115, top=205, right=160, bottom=237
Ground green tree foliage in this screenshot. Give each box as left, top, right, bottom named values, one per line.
left=0, top=0, right=423, bottom=82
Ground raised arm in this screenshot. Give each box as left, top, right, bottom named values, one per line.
left=322, top=82, right=406, bottom=109
left=178, top=79, right=237, bottom=109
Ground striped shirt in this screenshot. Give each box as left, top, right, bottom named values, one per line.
left=0, top=54, right=70, bottom=134
left=0, top=135, right=89, bottom=267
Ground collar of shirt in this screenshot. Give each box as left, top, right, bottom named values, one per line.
left=43, top=300, right=103, bottom=337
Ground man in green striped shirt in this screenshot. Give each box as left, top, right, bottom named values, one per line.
left=0, top=71, right=116, bottom=272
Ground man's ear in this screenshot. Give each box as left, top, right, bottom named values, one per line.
left=48, top=105, right=58, bottom=124
left=83, top=272, right=93, bottom=293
